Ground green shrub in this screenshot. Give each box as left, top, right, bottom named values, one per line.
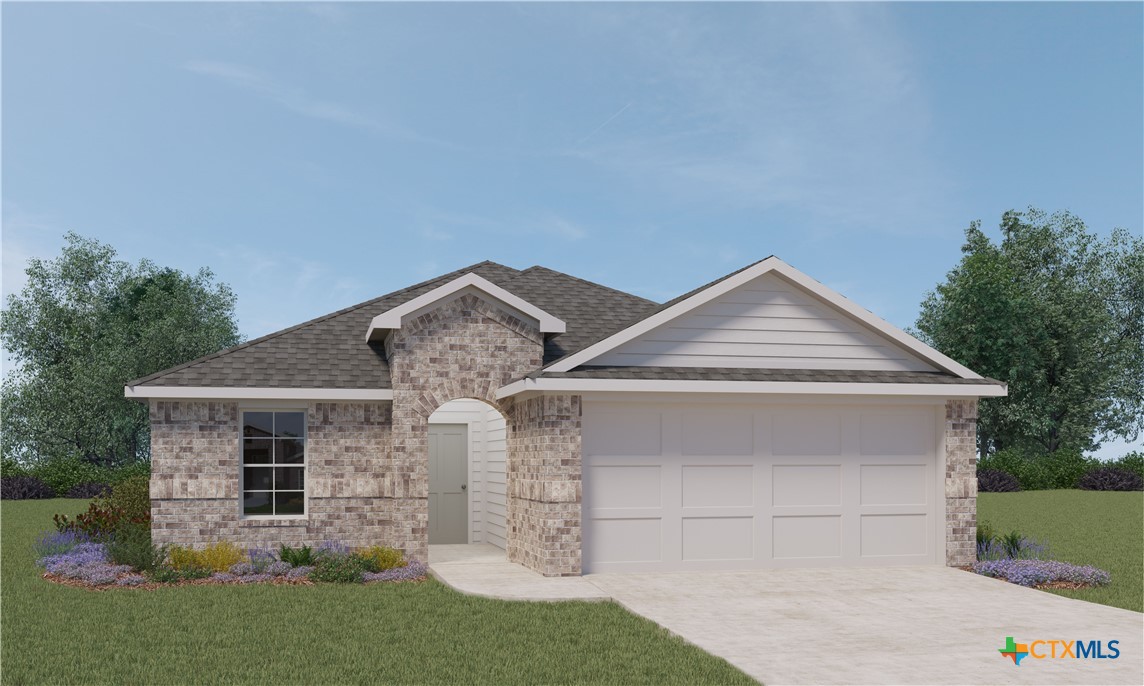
left=310, top=553, right=368, bottom=583
left=359, top=545, right=405, bottom=572
left=109, top=461, right=151, bottom=484
left=30, top=458, right=108, bottom=496
left=106, top=522, right=167, bottom=573
left=978, top=449, right=1096, bottom=490
left=1107, top=451, right=1143, bottom=478
left=147, top=566, right=182, bottom=583
left=103, top=475, right=151, bottom=521
left=1, top=457, right=29, bottom=477
left=279, top=544, right=315, bottom=567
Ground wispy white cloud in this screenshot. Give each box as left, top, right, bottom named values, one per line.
left=183, top=60, right=446, bottom=146
left=553, top=4, right=949, bottom=236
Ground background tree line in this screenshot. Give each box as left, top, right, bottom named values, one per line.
left=3, top=212, right=1141, bottom=493
left=2, top=233, right=241, bottom=481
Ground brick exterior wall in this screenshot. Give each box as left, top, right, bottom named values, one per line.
left=151, top=401, right=412, bottom=552
left=504, top=394, right=583, bottom=576
left=384, top=293, right=549, bottom=566
left=944, top=398, right=978, bottom=567
left=148, top=294, right=584, bottom=575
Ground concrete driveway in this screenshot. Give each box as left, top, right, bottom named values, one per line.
left=588, top=566, right=1143, bottom=685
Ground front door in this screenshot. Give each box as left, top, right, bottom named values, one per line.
left=428, top=424, right=468, bottom=544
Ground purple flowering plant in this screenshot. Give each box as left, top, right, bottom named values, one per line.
left=33, top=529, right=90, bottom=558
left=315, top=540, right=350, bottom=559
left=363, top=561, right=428, bottom=583
left=974, top=559, right=1111, bottom=587
left=248, top=547, right=278, bottom=573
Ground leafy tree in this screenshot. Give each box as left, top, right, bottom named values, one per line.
left=915, top=209, right=1143, bottom=455
left=2, top=233, right=241, bottom=466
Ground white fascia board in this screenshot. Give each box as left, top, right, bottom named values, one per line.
left=124, top=386, right=394, bottom=401
left=546, top=257, right=981, bottom=379
left=365, top=273, right=565, bottom=341
left=495, top=377, right=1007, bottom=400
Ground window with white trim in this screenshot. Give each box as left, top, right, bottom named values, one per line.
left=241, top=411, right=305, bottom=516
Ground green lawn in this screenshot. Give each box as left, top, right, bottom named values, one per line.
left=1, top=500, right=755, bottom=685
left=978, top=490, right=1143, bottom=613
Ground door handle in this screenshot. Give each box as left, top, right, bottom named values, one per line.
left=461, top=483, right=467, bottom=491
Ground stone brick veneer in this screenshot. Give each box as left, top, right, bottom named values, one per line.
left=385, top=293, right=582, bottom=573
left=149, top=294, right=584, bottom=575
left=150, top=401, right=407, bottom=551
left=944, top=399, right=978, bottom=566
left=504, top=394, right=583, bottom=576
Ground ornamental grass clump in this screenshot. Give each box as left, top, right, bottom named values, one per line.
left=200, top=541, right=245, bottom=572
left=278, top=544, right=314, bottom=567
left=974, top=559, right=1111, bottom=588
left=105, top=522, right=167, bottom=573
left=359, top=545, right=405, bottom=572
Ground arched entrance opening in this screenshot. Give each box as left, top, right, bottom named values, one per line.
left=427, top=398, right=509, bottom=553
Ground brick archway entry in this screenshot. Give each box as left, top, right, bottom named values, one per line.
left=385, top=294, right=583, bottom=576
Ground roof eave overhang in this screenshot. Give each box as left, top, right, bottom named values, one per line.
left=495, top=377, right=1007, bottom=400
left=364, top=273, right=565, bottom=342
left=124, top=386, right=394, bottom=402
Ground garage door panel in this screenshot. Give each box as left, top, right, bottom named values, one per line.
left=681, top=413, right=754, bottom=455
left=860, top=412, right=934, bottom=456
left=860, top=514, right=929, bottom=558
left=682, top=517, right=754, bottom=561
left=860, top=464, right=928, bottom=506
left=773, top=515, right=842, bottom=559
left=588, top=465, right=661, bottom=509
left=682, top=465, right=754, bottom=507
left=582, top=411, right=662, bottom=456
left=582, top=401, right=940, bottom=573
left=772, top=410, right=842, bottom=456
left=588, top=518, right=662, bottom=563
left=772, top=464, right=841, bottom=507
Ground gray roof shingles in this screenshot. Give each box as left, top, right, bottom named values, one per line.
left=534, top=366, right=1005, bottom=385
left=131, top=260, right=992, bottom=390
left=130, top=261, right=656, bottom=389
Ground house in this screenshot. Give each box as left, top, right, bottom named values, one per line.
left=125, top=257, right=1005, bottom=576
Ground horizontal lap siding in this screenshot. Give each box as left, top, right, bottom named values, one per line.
left=592, top=273, right=937, bottom=372
left=484, top=406, right=508, bottom=549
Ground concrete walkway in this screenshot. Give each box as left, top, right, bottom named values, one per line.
left=428, top=546, right=1143, bottom=685
left=428, top=544, right=608, bottom=601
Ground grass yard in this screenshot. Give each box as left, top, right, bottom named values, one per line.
left=978, top=490, right=1143, bottom=613
left=1, top=500, right=755, bottom=685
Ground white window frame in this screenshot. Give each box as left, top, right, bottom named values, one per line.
left=240, top=408, right=308, bottom=520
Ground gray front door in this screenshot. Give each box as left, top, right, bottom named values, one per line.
left=428, top=424, right=468, bottom=544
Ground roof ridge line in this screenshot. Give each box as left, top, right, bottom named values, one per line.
left=127, top=260, right=518, bottom=387
left=505, top=265, right=657, bottom=305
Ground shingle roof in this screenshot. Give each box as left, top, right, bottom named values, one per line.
left=130, top=261, right=656, bottom=389
left=534, top=366, right=1006, bottom=385
left=131, top=260, right=993, bottom=391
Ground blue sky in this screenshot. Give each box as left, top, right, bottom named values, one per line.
left=3, top=2, right=1141, bottom=456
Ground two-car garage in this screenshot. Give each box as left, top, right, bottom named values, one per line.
left=582, top=400, right=946, bottom=573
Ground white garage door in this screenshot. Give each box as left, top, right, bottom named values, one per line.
left=582, top=401, right=944, bottom=573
